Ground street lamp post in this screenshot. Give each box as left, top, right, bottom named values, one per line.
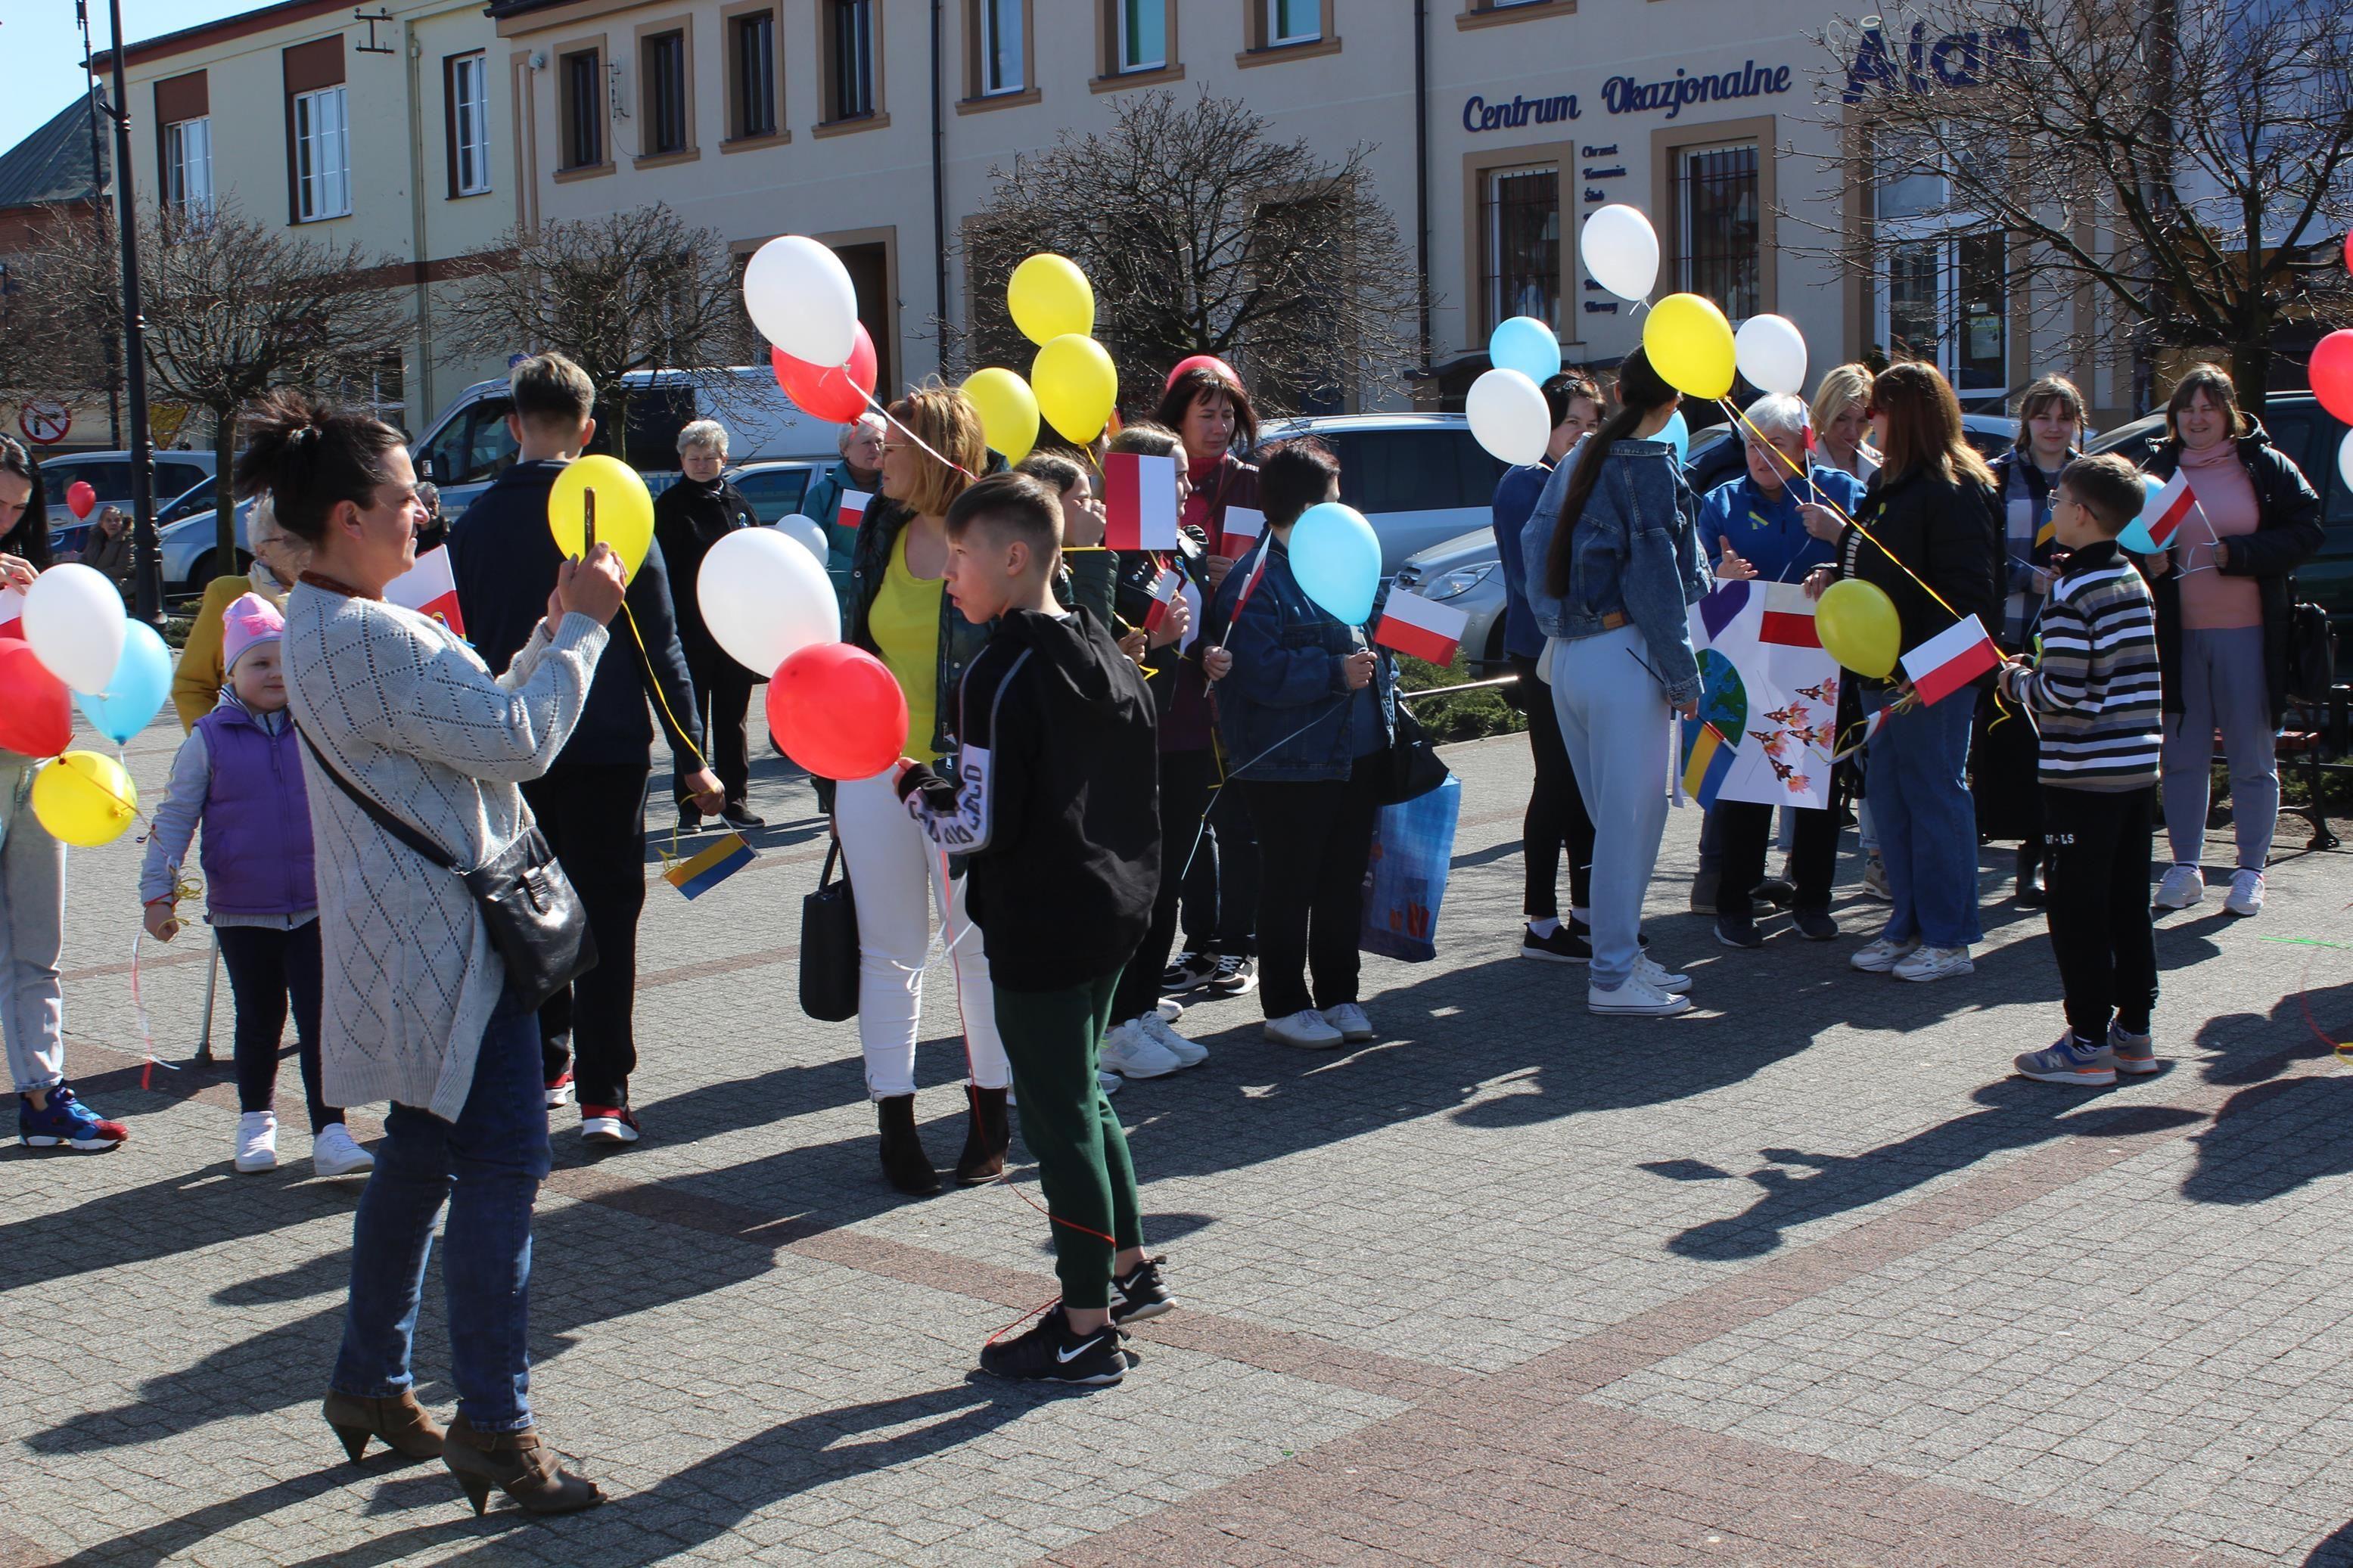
left=98, top=0, right=163, bottom=626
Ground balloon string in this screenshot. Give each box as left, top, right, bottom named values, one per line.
left=859, top=388, right=978, bottom=481
left=619, top=603, right=716, bottom=777
left=128, top=929, right=182, bottom=1090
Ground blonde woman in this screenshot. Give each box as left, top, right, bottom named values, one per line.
left=1809, top=364, right=1881, bottom=484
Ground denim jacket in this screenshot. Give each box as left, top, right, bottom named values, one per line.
left=1518, top=436, right=1711, bottom=706
left=1208, top=536, right=1397, bottom=782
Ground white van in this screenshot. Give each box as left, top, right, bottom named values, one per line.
left=412, top=366, right=837, bottom=515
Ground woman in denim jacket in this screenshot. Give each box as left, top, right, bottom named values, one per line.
left=1519, top=348, right=1716, bottom=1018
left=1209, top=439, right=1396, bottom=1051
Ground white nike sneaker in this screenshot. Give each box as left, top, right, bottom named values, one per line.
left=2224, top=868, right=2264, bottom=917
left=234, top=1110, right=278, bottom=1173
left=310, top=1122, right=375, bottom=1177
left=1263, top=1009, right=1344, bottom=1048
left=1141, top=1013, right=1208, bottom=1067
left=1850, top=936, right=1920, bottom=973
left=1635, top=956, right=1691, bottom=995
left=1892, top=944, right=1975, bottom=983
left=2154, top=863, right=2204, bottom=909
left=1097, top=1070, right=1123, bottom=1097
left=1156, top=996, right=1186, bottom=1024
left=1099, top=1019, right=1183, bottom=1079
left=1589, top=977, right=1691, bottom=1017
left=1323, top=1002, right=1375, bottom=1042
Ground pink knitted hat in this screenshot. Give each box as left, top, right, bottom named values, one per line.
left=220, top=592, right=284, bottom=675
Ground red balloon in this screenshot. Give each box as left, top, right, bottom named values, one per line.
left=1164, top=354, right=1241, bottom=393
left=0, top=638, right=72, bottom=758
left=2312, top=330, right=2353, bottom=426
left=770, top=322, right=878, bottom=424
left=766, top=641, right=909, bottom=781
left=65, top=480, right=96, bottom=520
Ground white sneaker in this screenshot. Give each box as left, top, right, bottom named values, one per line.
left=1099, top=1019, right=1183, bottom=1079
left=1263, top=1009, right=1344, bottom=1048
left=1635, top=956, right=1691, bottom=995
left=2224, top=868, right=2264, bottom=917
left=1589, top=977, right=1692, bottom=1017
left=1097, top=1070, right=1123, bottom=1097
left=1141, top=1013, right=1208, bottom=1067
left=1860, top=855, right=1892, bottom=901
left=1892, top=944, right=1975, bottom=983
left=2154, top=863, right=2204, bottom=909
left=1156, top=996, right=1186, bottom=1024
left=311, top=1122, right=375, bottom=1177
left=1850, top=936, right=1920, bottom=973
left=234, top=1110, right=278, bottom=1172
left=1323, top=1002, right=1375, bottom=1042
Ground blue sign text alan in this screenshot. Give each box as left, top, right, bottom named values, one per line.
left=1462, top=59, right=1790, bottom=132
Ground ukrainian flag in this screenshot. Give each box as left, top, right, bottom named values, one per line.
left=664, top=832, right=755, bottom=900
left=1681, top=720, right=1734, bottom=809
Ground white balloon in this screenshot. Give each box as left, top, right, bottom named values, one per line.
left=772, top=513, right=829, bottom=565
left=2339, top=427, right=2353, bottom=495
left=22, top=563, right=127, bottom=695
left=1465, top=368, right=1552, bottom=467
left=698, top=525, right=840, bottom=678
left=742, top=235, right=859, bottom=368
left=1733, top=314, right=1809, bottom=396
left=1579, top=204, right=1660, bottom=302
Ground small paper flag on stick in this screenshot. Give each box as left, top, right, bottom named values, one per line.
left=1102, top=452, right=1180, bottom=551
left=665, top=831, right=755, bottom=899
left=1374, top=588, right=1469, bottom=664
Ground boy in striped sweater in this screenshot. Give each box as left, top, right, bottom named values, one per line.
left=1996, top=453, right=2164, bottom=1086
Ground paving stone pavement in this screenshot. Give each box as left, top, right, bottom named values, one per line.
left=6, top=700, right=2353, bottom=1567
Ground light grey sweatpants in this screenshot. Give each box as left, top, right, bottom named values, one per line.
left=2160, top=626, right=2277, bottom=871
left=2, top=759, right=67, bottom=1094
left=1546, top=626, right=1671, bottom=989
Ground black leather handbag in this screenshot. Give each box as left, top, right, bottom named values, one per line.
left=1369, top=697, right=1450, bottom=806
left=296, top=725, right=597, bottom=1011
left=800, top=840, right=860, bottom=1022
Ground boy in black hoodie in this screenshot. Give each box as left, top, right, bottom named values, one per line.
left=896, top=472, right=1170, bottom=1385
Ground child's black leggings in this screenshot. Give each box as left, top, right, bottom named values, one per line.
left=215, top=922, right=339, bottom=1134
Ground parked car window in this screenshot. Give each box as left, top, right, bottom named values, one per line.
left=156, top=459, right=209, bottom=498
left=732, top=467, right=811, bottom=523
left=40, top=460, right=117, bottom=507
left=420, top=398, right=518, bottom=487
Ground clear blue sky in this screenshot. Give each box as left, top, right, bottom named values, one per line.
left=0, top=1, right=260, bottom=162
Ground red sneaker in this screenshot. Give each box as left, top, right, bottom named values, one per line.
left=580, top=1105, right=640, bottom=1145
left=543, top=1068, right=575, bottom=1110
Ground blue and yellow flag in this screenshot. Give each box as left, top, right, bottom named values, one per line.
left=664, top=832, right=755, bottom=900
left=1681, top=720, right=1734, bottom=809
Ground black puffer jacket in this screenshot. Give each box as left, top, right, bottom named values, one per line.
left=1835, top=465, right=2003, bottom=689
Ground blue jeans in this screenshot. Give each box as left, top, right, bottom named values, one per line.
left=331, top=992, right=549, bottom=1433
left=1864, top=686, right=1983, bottom=949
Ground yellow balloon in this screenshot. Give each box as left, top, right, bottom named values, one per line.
left=1643, top=292, right=1737, bottom=401
left=1814, top=579, right=1902, bottom=679
left=548, top=455, right=655, bottom=576
left=962, top=367, right=1041, bottom=464
left=1007, top=254, right=1095, bottom=346
left=1032, top=335, right=1118, bottom=445
left=32, top=749, right=138, bottom=847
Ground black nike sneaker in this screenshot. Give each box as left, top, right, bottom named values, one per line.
left=978, top=1307, right=1127, bottom=1386
left=1111, top=1255, right=1176, bottom=1324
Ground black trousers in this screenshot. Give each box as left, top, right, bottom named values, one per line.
left=1111, top=749, right=1220, bottom=1025
left=1714, top=801, right=1840, bottom=918
left=1239, top=766, right=1382, bottom=1019
left=520, top=762, right=648, bottom=1107
left=215, top=921, right=337, bottom=1134
left=675, top=658, right=752, bottom=809
left=2042, top=784, right=2159, bottom=1040
left=1180, top=771, right=1260, bottom=956
left=1511, top=652, right=1594, bottom=919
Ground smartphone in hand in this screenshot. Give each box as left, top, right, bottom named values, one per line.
left=582, top=489, right=598, bottom=559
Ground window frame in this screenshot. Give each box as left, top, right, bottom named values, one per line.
left=1239, top=0, right=1338, bottom=65
left=1864, top=126, right=2013, bottom=400
left=163, top=116, right=213, bottom=216
left=1671, top=140, right=1762, bottom=322
left=959, top=0, right=1037, bottom=109
left=1270, top=0, right=1320, bottom=43
left=723, top=3, right=786, bottom=145
left=291, top=85, right=351, bottom=222
left=1116, top=0, right=1167, bottom=70
left=557, top=42, right=609, bottom=173
left=819, top=0, right=883, bottom=129
left=1461, top=141, right=1573, bottom=352
left=636, top=20, right=695, bottom=161
left=445, top=51, right=493, bottom=199
left=1649, top=114, right=1779, bottom=328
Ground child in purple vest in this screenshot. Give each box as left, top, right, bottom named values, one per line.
left=141, top=594, right=372, bottom=1178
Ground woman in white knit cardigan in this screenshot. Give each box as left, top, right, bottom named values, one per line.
left=238, top=391, right=623, bottom=1517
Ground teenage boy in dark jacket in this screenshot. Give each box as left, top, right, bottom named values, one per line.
left=896, top=472, right=1173, bottom=1386
left=451, top=352, right=720, bottom=1147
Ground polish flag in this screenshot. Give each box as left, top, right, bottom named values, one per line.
left=1220, top=506, right=1266, bottom=550
left=1899, top=613, right=2002, bottom=706
left=835, top=489, right=871, bottom=535
left=386, top=545, right=466, bottom=637
left=0, top=585, right=22, bottom=641
left=1758, top=584, right=1821, bottom=647
left=1102, top=452, right=1180, bottom=551
left=1375, top=588, right=1470, bottom=665
left=1142, top=562, right=1182, bottom=632
left=2140, top=472, right=2197, bottom=551
left=1830, top=704, right=1890, bottom=762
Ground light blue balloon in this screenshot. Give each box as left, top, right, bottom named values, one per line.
left=1662, top=410, right=1690, bottom=463
left=1288, top=501, right=1382, bottom=626
left=1487, top=315, right=1562, bottom=384
left=2117, top=474, right=2162, bottom=554
left=75, top=621, right=172, bottom=746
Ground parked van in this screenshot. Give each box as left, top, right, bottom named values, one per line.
left=411, top=367, right=838, bottom=517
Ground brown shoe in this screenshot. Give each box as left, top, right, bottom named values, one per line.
left=877, top=1093, right=940, bottom=1195
left=954, top=1084, right=1009, bottom=1186
left=441, top=1414, right=604, bottom=1517
left=322, top=1389, right=446, bottom=1464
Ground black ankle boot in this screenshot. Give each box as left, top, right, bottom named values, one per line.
left=876, top=1094, right=940, bottom=1195
left=955, top=1085, right=1009, bottom=1187
left=2015, top=845, right=2047, bottom=910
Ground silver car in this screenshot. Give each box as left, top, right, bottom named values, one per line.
left=1391, top=528, right=1512, bottom=675
left=1250, top=413, right=1509, bottom=575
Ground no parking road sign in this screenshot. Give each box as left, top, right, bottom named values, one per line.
left=17, top=400, right=71, bottom=446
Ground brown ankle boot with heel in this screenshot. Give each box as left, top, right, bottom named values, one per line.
left=441, top=1414, right=604, bottom=1516
left=955, top=1084, right=1009, bottom=1186
left=322, top=1389, right=446, bottom=1464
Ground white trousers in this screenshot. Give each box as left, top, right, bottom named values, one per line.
left=834, top=772, right=1009, bottom=1100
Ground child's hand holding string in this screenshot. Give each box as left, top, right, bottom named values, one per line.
left=142, top=900, right=181, bottom=943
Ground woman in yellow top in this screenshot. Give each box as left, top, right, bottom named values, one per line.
left=170, top=496, right=311, bottom=730
left=835, top=383, right=1012, bottom=1197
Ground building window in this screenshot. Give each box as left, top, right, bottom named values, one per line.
left=730, top=9, right=779, bottom=138
left=561, top=48, right=605, bottom=168
left=293, top=86, right=350, bottom=220
left=1117, top=0, right=1166, bottom=69
left=1873, top=135, right=2006, bottom=397
left=1270, top=0, right=1321, bottom=43
left=163, top=117, right=212, bottom=215
left=1481, top=165, right=1559, bottom=331
left=449, top=54, right=491, bottom=196
left=644, top=29, right=689, bottom=154
left=828, top=0, right=876, bottom=120
left=979, top=0, right=1023, bottom=92
left=1673, top=142, right=1759, bottom=321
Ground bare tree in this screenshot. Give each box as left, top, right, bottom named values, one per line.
left=1796, top=0, right=2353, bottom=410
left=946, top=90, right=1418, bottom=418
left=17, top=200, right=407, bottom=569
left=437, top=203, right=749, bottom=464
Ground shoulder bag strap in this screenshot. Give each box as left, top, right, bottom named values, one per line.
left=291, top=719, right=458, bottom=872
